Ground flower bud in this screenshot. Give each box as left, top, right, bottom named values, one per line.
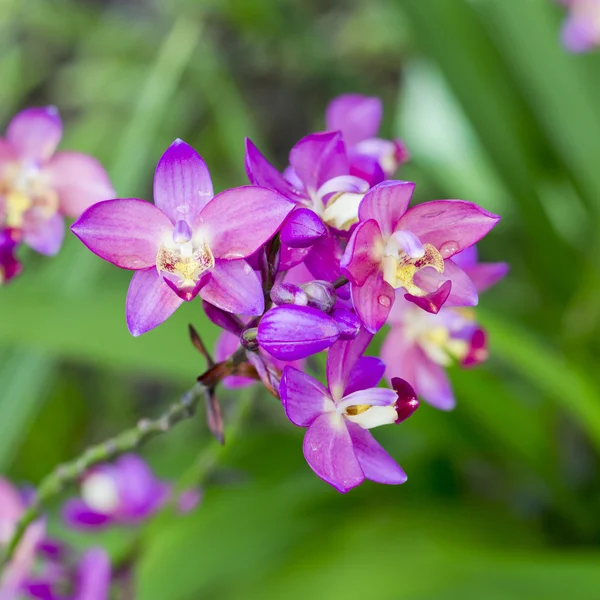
left=280, top=208, right=327, bottom=249
left=330, top=308, right=360, bottom=340
left=301, top=280, right=336, bottom=313
left=270, top=282, right=308, bottom=307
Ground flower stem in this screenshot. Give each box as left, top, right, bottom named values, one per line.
left=1, top=381, right=208, bottom=569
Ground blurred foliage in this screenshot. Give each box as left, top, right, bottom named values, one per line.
left=2, top=0, right=600, bottom=597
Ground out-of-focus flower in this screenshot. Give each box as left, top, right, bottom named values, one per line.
left=72, top=139, right=293, bottom=335
left=0, top=107, right=114, bottom=264
left=341, top=181, right=500, bottom=332
left=0, top=478, right=45, bottom=598
left=381, top=247, right=508, bottom=410
left=0, top=228, right=22, bottom=284
left=559, top=0, right=600, bottom=52
left=62, top=455, right=170, bottom=530
left=176, top=488, right=203, bottom=514
left=325, top=93, right=410, bottom=184
left=280, top=330, right=418, bottom=492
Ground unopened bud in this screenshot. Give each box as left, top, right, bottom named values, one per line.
left=330, top=308, right=360, bottom=340
left=301, top=280, right=336, bottom=313
left=280, top=208, right=327, bottom=249
left=270, top=282, right=308, bottom=306
left=241, top=326, right=259, bottom=351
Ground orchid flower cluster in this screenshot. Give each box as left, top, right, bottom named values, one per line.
left=558, top=0, right=600, bottom=52
left=67, top=93, right=504, bottom=492
left=0, top=455, right=185, bottom=599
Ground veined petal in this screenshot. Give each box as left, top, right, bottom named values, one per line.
left=358, top=180, right=415, bottom=237
left=281, top=366, right=333, bottom=427
left=257, top=305, right=340, bottom=361
left=397, top=200, right=501, bottom=258
left=199, top=259, right=264, bottom=316
left=325, top=94, right=382, bottom=146
left=289, top=131, right=349, bottom=193
left=44, top=151, right=115, bottom=218
left=6, top=106, right=62, bottom=162
left=303, top=413, right=364, bottom=493
left=350, top=270, right=394, bottom=334
left=153, top=139, right=214, bottom=226
left=346, top=422, right=407, bottom=485
left=344, top=356, right=385, bottom=395
left=198, top=186, right=293, bottom=259
left=126, top=268, right=183, bottom=336
left=412, top=259, right=478, bottom=307
left=340, top=219, right=383, bottom=286
left=71, top=198, right=172, bottom=270
left=463, top=262, right=509, bottom=293
left=23, top=213, right=64, bottom=256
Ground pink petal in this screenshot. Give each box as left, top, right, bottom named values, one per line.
left=397, top=200, right=500, bottom=258
left=199, top=259, right=264, bottom=316
left=413, top=352, right=455, bottom=410
left=126, top=268, right=183, bottom=336
left=44, top=151, right=115, bottom=218
left=350, top=270, right=394, bottom=334
left=346, top=422, right=407, bottom=485
left=413, top=259, right=478, bottom=307
left=153, top=139, right=214, bottom=227
left=303, top=413, right=364, bottom=493
left=404, top=279, right=452, bottom=314
left=0, top=137, right=18, bottom=166
left=74, top=548, right=112, bottom=600
left=340, top=219, right=383, bottom=286
left=281, top=366, right=332, bottom=427
left=244, top=138, right=300, bottom=200
left=71, top=198, right=172, bottom=270
left=463, top=262, right=509, bottom=293
left=198, top=186, right=293, bottom=259
left=289, top=132, right=349, bottom=193
left=344, top=356, right=385, bottom=395
left=358, top=180, right=415, bottom=238
left=325, top=94, right=382, bottom=146
left=6, top=106, right=62, bottom=163
left=326, top=328, right=374, bottom=400
left=23, top=213, right=64, bottom=255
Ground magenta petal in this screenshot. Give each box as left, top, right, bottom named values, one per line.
left=44, top=151, right=115, bottom=218
left=340, top=219, right=383, bottom=286
left=6, top=106, right=62, bottom=162
left=404, top=279, right=452, bottom=314
left=414, top=352, right=455, bottom=410
left=244, top=138, right=299, bottom=199
left=450, top=246, right=477, bottom=269
left=289, top=131, right=349, bottom=193
left=71, top=198, right=172, bottom=270
left=202, top=300, right=244, bottom=334
left=23, top=213, right=64, bottom=256
left=413, top=259, right=478, bottom=307
left=391, top=378, right=419, bottom=423
left=281, top=366, right=332, bottom=427
left=344, top=356, right=385, bottom=395
left=358, top=180, right=415, bottom=237
left=74, top=548, right=112, bottom=600
left=304, top=231, right=343, bottom=281
left=153, top=139, right=214, bottom=227
left=199, top=186, right=293, bottom=259
left=348, top=153, right=385, bottom=187
left=280, top=207, right=326, bottom=248
left=257, top=305, right=340, bottom=360
left=346, top=422, right=407, bottom=485
left=397, top=200, right=500, bottom=258
left=330, top=307, right=361, bottom=340
left=326, top=328, right=373, bottom=400
left=561, top=15, right=599, bottom=53
left=303, top=413, right=364, bottom=493
left=325, top=94, right=382, bottom=146
left=62, top=499, right=112, bottom=530
left=350, top=270, right=394, bottom=333
left=463, top=262, right=509, bottom=293
left=126, top=268, right=183, bottom=336
left=199, top=259, right=264, bottom=315
left=279, top=244, right=310, bottom=270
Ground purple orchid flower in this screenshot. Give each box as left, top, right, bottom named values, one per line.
left=340, top=180, right=501, bottom=333
left=71, top=139, right=293, bottom=335
left=559, top=0, right=600, bottom=52
left=62, top=454, right=170, bottom=530
left=0, top=228, right=22, bottom=284
left=0, top=478, right=45, bottom=598
left=280, top=330, right=419, bottom=493
left=381, top=247, right=509, bottom=410
left=325, top=93, right=410, bottom=185
left=0, top=107, right=114, bottom=260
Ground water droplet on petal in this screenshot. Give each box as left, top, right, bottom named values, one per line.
left=439, top=240, right=460, bottom=258
left=243, top=263, right=252, bottom=275
left=378, top=295, right=391, bottom=307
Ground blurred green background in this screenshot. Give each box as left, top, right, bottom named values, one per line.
left=2, top=0, right=600, bottom=598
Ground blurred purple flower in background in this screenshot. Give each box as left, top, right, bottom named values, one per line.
left=559, top=0, right=600, bottom=52
left=0, top=228, right=22, bottom=284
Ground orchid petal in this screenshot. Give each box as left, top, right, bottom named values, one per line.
left=71, top=198, right=172, bottom=269
left=281, top=366, right=333, bottom=427
left=337, top=388, right=398, bottom=412
left=279, top=244, right=310, bottom=270
left=280, top=207, right=326, bottom=248
left=304, top=231, right=343, bottom=281
left=6, top=106, right=62, bottom=162
left=344, top=356, right=385, bottom=395
left=62, top=499, right=112, bottom=529
left=202, top=300, right=244, bottom=334
left=404, top=280, right=452, bottom=314
left=340, top=219, right=383, bottom=286
left=348, top=152, right=385, bottom=187
left=23, top=213, right=64, bottom=256
left=397, top=200, right=501, bottom=258
left=303, top=413, right=364, bottom=493
left=350, top=270, right=394, bottom=333
left=199, top=259, right=264, bottom=315
left=75, top=548, right=112, bottom=600
left=153, top=139, right=214, bottom=227
left=346, top=422, right=407, bottom=485
left=413, top=259, right=478, bottom=307
left=126, top=268, right=183, bottom=336
left=198, top=186, right=293, bottom=259
left=44, top=151, right=115, bottom=217
left=451, top=246, right=478, bottom=269
left=325, top=94, right=382, bottom=146
left=358, top=180, right=415, bottom=237
left=463, top=262, right=509, bottom=293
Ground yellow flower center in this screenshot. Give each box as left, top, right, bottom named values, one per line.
left=383, top=243, right=444, bottom=296
left=156, top=239, right=215, bottom=288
